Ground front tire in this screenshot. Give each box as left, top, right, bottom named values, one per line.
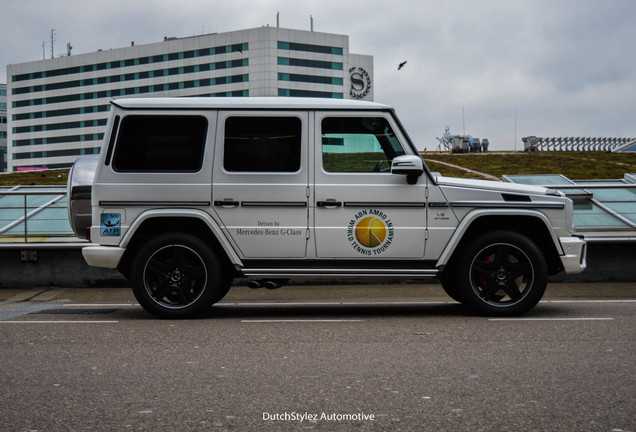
left=455, top=230, right=547, bottom=316
left=130, top=232, right=230, bottom=318
left=439, top=265, right=464, bottom=303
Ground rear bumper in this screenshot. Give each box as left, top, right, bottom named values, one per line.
left=82, top=245, right=125, bottom=269
left=559, top=236, right=587, bottom=274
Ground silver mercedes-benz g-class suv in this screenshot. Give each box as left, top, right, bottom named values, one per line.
left=68, top=97, right=586, bottom=318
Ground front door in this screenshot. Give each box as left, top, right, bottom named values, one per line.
left=313, top=112, right=427, bottom=259
left=212, top=111, right=309, bottom=258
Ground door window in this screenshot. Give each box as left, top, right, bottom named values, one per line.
left=321, top=117, right=405, bottom=173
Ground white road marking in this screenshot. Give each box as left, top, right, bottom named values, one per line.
left=241, top=319, right=364, bottom=323
left=221, top=301, right=451, bottom=306
left=61, top=304, right=137, bottom=307
left=488, top=317, right=614, bottom=322
left=543, top=300, right=636, bottom=303
left=0, top=320, right=119, bottom=324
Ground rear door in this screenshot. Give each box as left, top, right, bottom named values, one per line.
left=212, top=111, right=309, bottom=258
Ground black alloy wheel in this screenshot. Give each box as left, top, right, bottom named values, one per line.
left=131, top=232, right=230, bottom=318
left=455, top=230, right=548, bottom=316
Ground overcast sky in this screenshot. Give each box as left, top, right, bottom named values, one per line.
left=1, top=0, right=634, bottom=150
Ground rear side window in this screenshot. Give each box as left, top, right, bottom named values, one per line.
left=112, top=115, right=207, bottom=172
left=224, top=116, right=301, bottom=172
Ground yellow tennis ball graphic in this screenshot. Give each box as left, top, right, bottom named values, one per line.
left=355, top=216, right=387, bottom=248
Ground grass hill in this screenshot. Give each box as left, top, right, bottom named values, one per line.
left=0, top=169, right=70, bottom=186
left=1, top=152, right=636, bottom=186
left=423, top=151, right=636, bottom=180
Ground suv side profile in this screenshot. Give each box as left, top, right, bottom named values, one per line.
left=68, top=97, right=586, bottom=318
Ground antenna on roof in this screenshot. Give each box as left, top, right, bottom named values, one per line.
left=276, top=11, right=280, bottom=28
left=310, top=15, right=314, bottom=32
left=50, top=29, right=55, bottom=59
left=67, top=42, right=73, bottom=56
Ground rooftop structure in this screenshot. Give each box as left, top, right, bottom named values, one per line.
left=522, top=136, right=635, bottom=152
left=504, top=173, right=636, bottom=242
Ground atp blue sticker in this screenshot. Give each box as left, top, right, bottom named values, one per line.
left=100, top=213, right=121, bottom=236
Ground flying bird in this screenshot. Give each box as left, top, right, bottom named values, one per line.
left=398, top=61, right=407, bottom=70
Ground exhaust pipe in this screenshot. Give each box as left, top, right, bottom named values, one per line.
left=247, top=280, right=263, bottom=289
left=262, top=280, right=282, bottom=290
left=247, top=279, right=289, bottom=289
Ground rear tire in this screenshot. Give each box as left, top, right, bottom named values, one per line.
left=130, top=232, right=231, bottom=318
left=455, top=230, right=547, bottom=316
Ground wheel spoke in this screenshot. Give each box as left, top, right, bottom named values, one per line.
left=146, top=258, right=171, bottom=276
left=172, top=246, right=187, bottom=268
left=480, top=280, right=502, bottom=301
left=508, top=261, right=532, bottom=279
left=151, top=280, right=173, bottom=301
left=472, top=260, right=495, bottom=275
left=174, top=285, right=193, bottom=304
left=502, top=280, right=522, bottom=300
left=183, top=266, right=206, bottom=283
left=494, top=245, right=509, bottom=266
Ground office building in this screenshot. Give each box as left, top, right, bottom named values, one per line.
left=6, top=26, right=373, bottom=171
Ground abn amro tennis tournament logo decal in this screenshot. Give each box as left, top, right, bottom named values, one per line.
left=347, top=209, right=394, bottom=255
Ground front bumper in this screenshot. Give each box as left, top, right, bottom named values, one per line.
left=559, top=236, right=587, bottom=274
left=82, top=245, right=125, bottom=269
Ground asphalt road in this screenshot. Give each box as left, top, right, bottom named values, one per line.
left=0, top=283, right=634, bottom=432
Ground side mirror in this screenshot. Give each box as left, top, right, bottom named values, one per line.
left=391, top=155, right=424, bottom=184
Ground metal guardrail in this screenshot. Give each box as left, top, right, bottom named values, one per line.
left=522, top=136, right=636, bottom=152
left=3, top=183, right=636, bottom=248
left=0, top=187, right=89, bottom=248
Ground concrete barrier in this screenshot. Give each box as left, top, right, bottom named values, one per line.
left=0, top=248, right=126, bottom=288
left=0, top=243, right=634, bottom=288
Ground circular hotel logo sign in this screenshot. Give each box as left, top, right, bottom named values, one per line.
left=349, top=67, right=371, bottom=100
left=347, top=209, right=394, bottom=255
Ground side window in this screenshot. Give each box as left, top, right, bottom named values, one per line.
left=112, top=115, right=207, bottom=172
left=321, top=117, right=405, bottom=173
left=224, top=116, right=301, bottom=172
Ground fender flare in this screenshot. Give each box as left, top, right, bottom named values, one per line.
left=119, top=208, right=243, bottom=266
left=435, top=208, right=564, bottom=267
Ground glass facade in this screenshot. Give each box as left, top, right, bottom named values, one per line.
left=504, top=173, right=636, bottom=234
left=0, top=84, right=6, bottom=171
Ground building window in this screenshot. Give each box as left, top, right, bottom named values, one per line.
left=278, top=41, right=343, bottom=55
left=278, top=88, right=343, bottom=99
left=278, top=57, right=343, bottom=70
left=11, top=43, right=249, bottom=82
left=11, top=59, right=249, bottom=96
left=278, top=73, right=343, bottom=85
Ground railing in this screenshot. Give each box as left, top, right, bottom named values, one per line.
left=522, top=136, right=635, bottom=152
left=0, top=187, right=88, bottom=248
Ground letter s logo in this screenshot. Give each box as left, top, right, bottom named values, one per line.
left=351, top=73, right=364, bottom=91
left=349, top=67, right=371, bottom=99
